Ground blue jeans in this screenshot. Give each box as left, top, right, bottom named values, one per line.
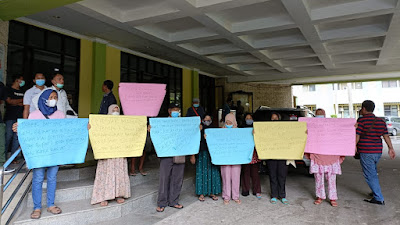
left=360, top=153, right=384, bottom=201
left=32, top=166, right=59, bottom=210
left=5, top=120, right=20, bottom=158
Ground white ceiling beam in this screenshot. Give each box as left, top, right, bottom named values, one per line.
left=281, top=0, right=335, bottom=70
left=377, top=2, right=400, bottom=65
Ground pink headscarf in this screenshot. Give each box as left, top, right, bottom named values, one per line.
left=224, top=113, right=238, bottom=128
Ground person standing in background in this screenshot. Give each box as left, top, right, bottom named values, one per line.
left=23, top=73, right=46, bottom=119
left=99, top=80, right=117, bottom=115
left=186, top=98, right=205, bottom=119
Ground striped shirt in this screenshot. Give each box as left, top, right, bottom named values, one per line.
left=356, top=113, right=388, bottom=154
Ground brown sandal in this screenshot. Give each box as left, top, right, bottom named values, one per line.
left=233, top=199, right=242, bottom=205
left=31, top=209, right=41, bottom=219
left=330, top=200, right=338, bottom=207
left=116, top=198, right=125, bottom=204
left=47, top=206, right=62, bottom=214
left=100, top=201, right=108, bottom=206
left=156, top=206, right=165, bottom=212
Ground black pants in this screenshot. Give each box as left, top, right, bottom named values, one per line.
left=157, top=157, right=185, bottom=207
left=266, top=160, right=288, bottom=198
left=241, top=163, right=261, bottom=195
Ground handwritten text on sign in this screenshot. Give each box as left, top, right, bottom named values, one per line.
left=149, top=117, right=200, bottom=157
left=89, top=115, right=147, bottom=159
left=205, top=128, right=254, bottom=165
left=18, top=118, right=89, bottom=169
left=253, top=122, right=307, bottom=160
left=119, top=83, right=166, bottom=117
left=299, top=118, right=356, bottom=156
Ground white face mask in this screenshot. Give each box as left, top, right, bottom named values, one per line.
left=46, top=99, right=57, bottom=107
left=111, top=112, right=120, bottom=115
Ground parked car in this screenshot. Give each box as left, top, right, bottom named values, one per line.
left=253, top=106, right=314, bottom=174
left=378, top=116, right=400, bottom=136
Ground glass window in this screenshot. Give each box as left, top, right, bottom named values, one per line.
left=8, top=22, right=25, bottom=45
left=64, top=37, right=78, bottom=57
left=339, top=83, right=348, bottom=90
left=384, top=105, right=398, bottom=117
left=353, top=82, right=362, bottom=89
left=382, top=80, right=398, bottom=88
left=46, top=32, right=62, bottom=53
left=302, top=85, right=315, bottom=92
left=27, top=26, right=45, bottom=48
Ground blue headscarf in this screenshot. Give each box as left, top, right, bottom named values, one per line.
left=38, top=89, right=58, bottom=116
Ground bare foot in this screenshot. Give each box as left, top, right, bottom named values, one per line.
left=100, top=201, right=108, bottom=206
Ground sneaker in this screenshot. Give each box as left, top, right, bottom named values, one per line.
left=4, top=168, right=16, bottom=174
left=364, top=198, right=385, bottom=205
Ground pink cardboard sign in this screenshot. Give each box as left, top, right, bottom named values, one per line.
left=119, top=83, right=166, bottom=117
left=299, top=117, right=356, bottom=156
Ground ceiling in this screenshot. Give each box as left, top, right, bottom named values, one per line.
left=21, top=0, right=400, bottom=84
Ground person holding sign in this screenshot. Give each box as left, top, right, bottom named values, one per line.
left=241, top=113, right=261, bottom=199
left=356, top=100, right=396, bottom=205
left=266, top=112, right=289, bottom=205
left=194, top=114, right=222, bottom=202
left=305, top=109, right=345, bottom=207
left=90, top=105, right=131, bottom=206
left=14, top=89, right=65, bottom=219
left=153, top=103, right=187, bottom=212
left=220, top=113, right=242, bottom=205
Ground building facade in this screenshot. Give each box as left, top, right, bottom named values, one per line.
left=293, top=80, right=400, bottom=118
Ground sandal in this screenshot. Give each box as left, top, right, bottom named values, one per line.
left=30, top=209, right=41, bottom=219
left=47, top=206, right=62, bottom=214
left=116, top=198, right=125, bottom=204
left=314, top=198, right=323, bottom=205
left=281, top=198, right=289, bottom=205
left=256, top=193, right=261, bottom=199
left=233, top=199, right=242, bottom=205
left=270, top=198, right=277, bottom=204
left=330, top=200, right=338, bottom=207
left=139, top=170, right=147, bottom=176
left=156, top=207, right=165, bottom=212
left=210, top=195, right=218, bottom=201
left=198, top=195, right=205, bottom=202
left=223, top=200, right=230, bottom=205
left=170, top=204, right=184, bottom=209
left=129, top=172, right=137, bottom=176
left=100, top=201, right=108, bottom=206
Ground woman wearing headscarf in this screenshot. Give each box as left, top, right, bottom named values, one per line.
left=13, top=89, right=65, bottom=219
left=221, top=113, right=241, bottom=205
left=193, top=114, right=222, bottom=202
left=241, top=113, right=261, bottom=199
left=90, top=104, right=131, bottom=206
left=267, top=112, right=289, bottom=205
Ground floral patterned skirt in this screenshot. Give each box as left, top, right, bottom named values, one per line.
left=91, top=158, right=131, bottom=204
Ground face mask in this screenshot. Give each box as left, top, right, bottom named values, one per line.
left=193, top=104, right=199, bottom=108
left=46, top=99, right=57, bottom=107
left=245, top=119, right=253, bottom=125
left=202, top=120, right=212, bottom=126
left=315, top=115, right=325, bottom=118
left=111, top=112, right=120, bottom=115
left=56, top=83, right=64, bottom=89
left=36, top=79, right=45, bottom=86
left=19, top=80, right=25, bottom=87
left=171, top=111, right=180, bottom=118
left=225, top=124, right=233, bottom=128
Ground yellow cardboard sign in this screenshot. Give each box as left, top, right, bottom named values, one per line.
left=253, top=122, right=307, bottom=160
left=89, top=114, right=147, bottom=159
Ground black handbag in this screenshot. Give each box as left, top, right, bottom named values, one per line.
left=355, top=117, right=377, bottom=159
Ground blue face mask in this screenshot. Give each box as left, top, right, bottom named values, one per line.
left=35, top=79, right=45, bottom=86
left=193, top=104, right=199, bottom=108
left=245, top=119, right=253, bottom=125
left=226, top=124, right=233, bottom=128
left=19, top=80, right=25, bottom=87
left=56, top=83, right=64, bottom=89
left=316, top=115, right=325, bottom=118
left=171, top=111, right=180, bottom=118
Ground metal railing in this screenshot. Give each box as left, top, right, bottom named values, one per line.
left=0, top=148, right=32, bottom=225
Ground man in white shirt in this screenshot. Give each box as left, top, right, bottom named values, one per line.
left=32, top=73, right=77, bottom=118
left=23, top=73, right=47, bottom=119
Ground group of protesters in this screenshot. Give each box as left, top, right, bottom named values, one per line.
left=8, top=73, right=396, bottom=219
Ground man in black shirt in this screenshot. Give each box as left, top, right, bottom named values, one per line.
left=99, top=80, right=117, bottom=114
left=3, top=75, right=24, bottom=169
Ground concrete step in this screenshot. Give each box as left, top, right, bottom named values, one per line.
left=13, top=169, right=195, bottom=225
left=25, top=167, right=161, bottom=207
left=56, top=166, right=96, bottom=182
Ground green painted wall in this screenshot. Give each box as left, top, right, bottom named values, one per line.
left=91, top=42, right=106, bottom=114
left=0, top=0, right=81, bottom=21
